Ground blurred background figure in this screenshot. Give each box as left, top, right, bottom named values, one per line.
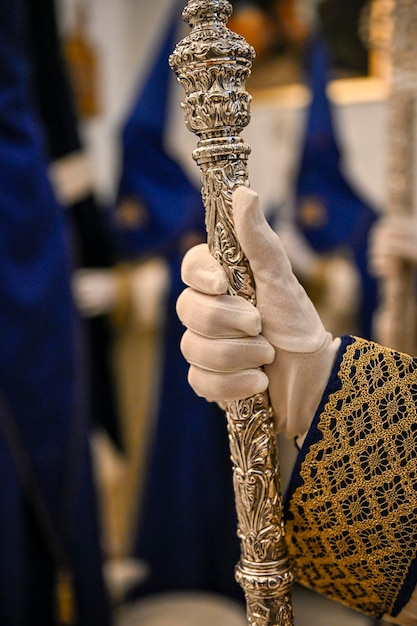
left=278, top=33, right=379, bottom=340
left=107, top=0, right=243, bottom=605
left=27, top=0, right=147, bottom=605
left=0, top=0, right=111, bottom=623
left=27, top=0, right=123, bottom=456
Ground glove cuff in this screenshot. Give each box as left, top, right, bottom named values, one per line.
left=267, top=334, right=341, bottom=439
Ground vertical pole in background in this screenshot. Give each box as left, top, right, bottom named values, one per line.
left=373, top=0, right=417, bottom=353
left=169, top=2, right=295, bottom=624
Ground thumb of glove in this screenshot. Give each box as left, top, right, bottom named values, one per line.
left=233, top=186, right=329, bottom=353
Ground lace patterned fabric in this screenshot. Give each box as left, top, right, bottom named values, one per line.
left=285, top=336, right=417, bottom=619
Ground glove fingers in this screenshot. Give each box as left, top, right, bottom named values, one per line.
left=232, top=187, right=292, bottom=279
left=176, top=288, right=261, bottom=338
left=181, top=243, right=229, bottom=295
left=188, top=365, right=269, bottom=403
left=180, top=329, right=275, bottom=372
left=231, top=186, right=328, bottom=352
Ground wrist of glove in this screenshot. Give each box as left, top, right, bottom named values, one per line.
left=177, top=187, right=340, bottom=439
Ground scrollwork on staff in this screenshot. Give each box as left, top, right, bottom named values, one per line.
left=170, top=2, right=295, bottom=624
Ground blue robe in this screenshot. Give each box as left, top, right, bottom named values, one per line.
left=295, top=36, right=378, bottom=339
left=27, top=0, right=122, bottom=452
left=0, top=2, right=111, bottom=623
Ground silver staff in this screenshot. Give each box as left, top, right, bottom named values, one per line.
left=372, top=0, right=417, bottom=353
left=169, top=2, right=295, bottom=624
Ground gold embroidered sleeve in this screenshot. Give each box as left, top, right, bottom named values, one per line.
left=285, top=336, right=417, bottom=621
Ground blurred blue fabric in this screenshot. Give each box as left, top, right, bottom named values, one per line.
left=112, top=2, right=203, bottom=260
left=0, top=1, right=111, bottom=623
left=27, top=0, right=123, bottom=452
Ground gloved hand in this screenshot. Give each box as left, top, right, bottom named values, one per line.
left=72, top=268, right=119, bottom=317
left=177, top=187, right=340, bottom=439
left=369, top=214, right=417, bottom=278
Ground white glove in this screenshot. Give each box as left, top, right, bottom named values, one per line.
left=369, top=214, right=417, bottom=278
left=177, top=187, right=340, bottom=439
left=72, top=268, right=119, bottom=317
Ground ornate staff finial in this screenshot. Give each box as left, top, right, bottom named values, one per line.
left=170, top=3, right=295, bottom=625
left=182, top=0, right=233, bottom=26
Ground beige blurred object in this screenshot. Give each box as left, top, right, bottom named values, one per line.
left=129, top=260, right=170, bottom=330
left=72, top=267, right=120, bottom=318
left=277, top=222, right=361, bottom=337
left=314, top=255, right=361, bottom=338
left=116, top=592, right=247, bottom=626
left=91, top=258, right=169, bottom=561
left=86, top=443, right=149, bottom=602
left=48, top=150, right=95, bottom=205
left=371, top=0, right=417, bottom=353
left=72, top=259, right=170, bottom=328
left=104, top=557, right=149, bottom=605
left=369, top=214, right=417, bottom=277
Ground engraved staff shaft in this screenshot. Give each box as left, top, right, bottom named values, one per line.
left=169, top=2, right=295, bottom=624
left=375, top=0, right=417, bottom=353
